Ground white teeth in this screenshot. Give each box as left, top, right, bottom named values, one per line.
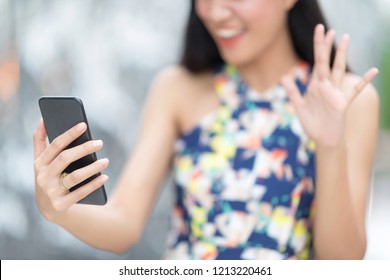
left=216, top=29, right=244, bottom=39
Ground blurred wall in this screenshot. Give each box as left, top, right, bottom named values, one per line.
left=0, top=0, right=389, bottom=259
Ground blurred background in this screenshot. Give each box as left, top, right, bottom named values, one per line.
left=0, top=0, right=389, bottom=260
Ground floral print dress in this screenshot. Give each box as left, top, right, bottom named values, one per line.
left=164, top=62, right=316, bottom=260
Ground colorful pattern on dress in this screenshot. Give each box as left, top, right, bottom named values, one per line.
left=164, top=62, right=316, bottom=260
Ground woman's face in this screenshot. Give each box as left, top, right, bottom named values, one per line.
left=196, top=0, right=296, bottom=66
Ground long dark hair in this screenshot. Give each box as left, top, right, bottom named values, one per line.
left=181, top=0, right=338, bottom=73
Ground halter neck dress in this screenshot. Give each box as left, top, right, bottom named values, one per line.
left=164, top=62, right=316, bottom=260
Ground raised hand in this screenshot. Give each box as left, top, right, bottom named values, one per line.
left=281, top=24, right=379, bottom=148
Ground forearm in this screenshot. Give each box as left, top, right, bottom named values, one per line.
left=313, top=142, right=366, bottom=259
left=52, top=202, right=138, bottom=254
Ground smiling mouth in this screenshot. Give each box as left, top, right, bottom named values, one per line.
left=214, top=29, right=246, bottom=48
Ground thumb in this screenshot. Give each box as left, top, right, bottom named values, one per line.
left=280, top=75, right=304, bottom=108
left=33, top=118, right=48, bottom=159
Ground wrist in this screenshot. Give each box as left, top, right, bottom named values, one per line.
left=310, top=115, right=347, bottom=149
left=315, top=139, right=347, bottom=157
left=314, top=128, right=347, bottom=152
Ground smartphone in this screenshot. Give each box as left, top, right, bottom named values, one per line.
left=39, top=96, right=107, bottom=205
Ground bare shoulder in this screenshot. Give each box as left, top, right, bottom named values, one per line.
left=151, top=65, right=193, bottom=89
left=148, top=65, right=216, bottom=133
left=150, top=65, right=213, bottom=96
left=144, top=65, right=198, bottom=119
left=148, top=65, right=213, bottom=107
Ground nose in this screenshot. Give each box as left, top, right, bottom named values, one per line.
left=208, top=0, right=232, bottom=23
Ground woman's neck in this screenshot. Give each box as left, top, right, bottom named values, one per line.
left=236, top=26, right=300, bottom=93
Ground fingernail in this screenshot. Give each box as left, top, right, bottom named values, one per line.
left=100, top=158, right=109, bottom=165
left=93, top=140, right=103, bottom=147
left=76, top=122, right=87, bottom=132
left=100, top=175, right=109, bottom=182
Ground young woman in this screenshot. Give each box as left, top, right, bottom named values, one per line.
left=33, top=0, right=379, bottom=260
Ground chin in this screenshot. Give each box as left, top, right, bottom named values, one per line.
left=217, top=43, right=258, bottom=68
left=220, top=52, right=253, bottom=68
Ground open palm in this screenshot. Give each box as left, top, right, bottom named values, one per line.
left=281, top=24, right=378, bottom=147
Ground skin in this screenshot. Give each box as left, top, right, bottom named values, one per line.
left=33, top=0, right=379, bottom=258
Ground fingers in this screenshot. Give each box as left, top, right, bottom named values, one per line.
left=62, top=158, right=109, bottom=190
left=33, top=121, right=109, bottom=219
left=35, top=156, right=109, bottom=219
left=41, top=175, right=109, bottom=216
left=314, top=24, right=332, bottom=81
left=49, top=139, right=104, bottom=175
left=39, top=122, right=87, bottom=165
left=325, top=29, right=336, bottom=63
left=62, top=174, right=109, bottom=208
left=280, top=75, right=305, bottom=108
left=348, top=68, right=379, bottom=100
left=332, top=34, right=350, bottom=87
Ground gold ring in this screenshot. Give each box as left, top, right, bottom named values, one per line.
left=59, top=172, right=69, bottom=192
